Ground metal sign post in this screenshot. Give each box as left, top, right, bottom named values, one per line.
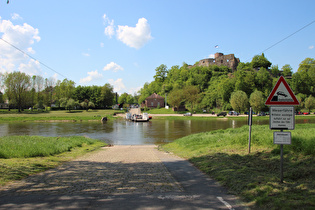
left=248, top=107, right=253, bottom=153
left=273, top=130, right=291, bottom=183
left=265, top=76, right=299, bottom=183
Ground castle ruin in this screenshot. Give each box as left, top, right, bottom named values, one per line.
left=194, top=52, right=240, bottom=71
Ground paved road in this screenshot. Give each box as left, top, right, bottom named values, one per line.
left=0, top=145, right=245, bottom=209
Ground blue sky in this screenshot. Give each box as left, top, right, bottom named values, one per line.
left=0, top=0, right=314, bottom=94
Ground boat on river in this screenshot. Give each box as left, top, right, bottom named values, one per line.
left=126, top=108, right=151, bottom=122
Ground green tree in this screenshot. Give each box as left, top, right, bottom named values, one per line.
left=305, top=95, right=315, bottom=113
left=80, top=99, right=95, bottom=111
left=60, top=98, right=78, bottom=112
left=255, top=67, right=272, bottom=93
left=3, top=72, right=31, bottom=112
left=270, top=65, right=280, bottom=77
left=249, top=90, right=265, bottom=113
left=183, top=85, right=200, bottom=112
left=168, top=89, right=185, bottom=112
left=281, top=64, right=293, bottom=77
left=230, top=90, right=249, bottom=113
left=297, top=58, right=315, bottom=72
left=292, top=71, right=311, bottom=95
left=118, top=93, right=128, bottom=104
left=100, top=83, right=114, bottom=108
left=251, top=53, right=272, bottom=69
left=55, top=79, right=75, bottom=100
left=153, top=64, right=168, bottom=83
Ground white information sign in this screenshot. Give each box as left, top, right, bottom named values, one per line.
left=270, top=106, right=295, bottom=130
left=274, top=132, right=291, bottom=145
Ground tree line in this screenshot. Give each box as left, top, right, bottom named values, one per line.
left=0, top=73, right=115, bottom=112
left=0, top=54, right=314, bottom=113
left=137, top=54, right=315, bottom=113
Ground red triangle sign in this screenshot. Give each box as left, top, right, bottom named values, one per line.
left=265, top=76, right=300, bottom=105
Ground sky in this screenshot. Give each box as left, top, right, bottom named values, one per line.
left=0, top=0, right=314, bottom=95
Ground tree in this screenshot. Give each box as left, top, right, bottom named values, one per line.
left=168, top=89, right=185, bottom=112
left=183, top=85, right=200, bottom=112
left=305, top=95, right=315, bottom=113
left=100, top=83, right=114, bottom=108
left=297, top=58, right=315, bottom=72
left=43, top=77, right=55, bottom=107
left=249, top=90, right=265, bottom=113
left=60, top=98, right=78, bottom=112
left=255, top=67, right=272, bottom=93
left=80, top=99, right=95, bottom=111
left=55, top=79, right=75, bottom=99
left=118, top=93, right=128, bottom=104
left=230, top=90, right=249, bottom=113
left=153, top=64, right=168, bottom=83
left=3, top=72, right=31, bottom=112
left=270, top=65, right=280, bottom=77
left=251, top=53, right=272, bottom=69
left=281, top=64, right=292, bottom=77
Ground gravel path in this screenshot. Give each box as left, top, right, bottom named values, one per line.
left=0, top=145, right=182, bottom=197
left=0, top=145, right=244, bottom=209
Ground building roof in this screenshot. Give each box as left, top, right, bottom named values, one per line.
left=146, top=93, right=164, bottom=99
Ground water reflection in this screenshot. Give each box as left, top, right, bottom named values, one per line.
left=0, top=118, right=314, bottom=145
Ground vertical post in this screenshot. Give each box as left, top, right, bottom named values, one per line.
left=248, top=107, right=252, bottom=153
left=280, top=130, right=284, bottom=183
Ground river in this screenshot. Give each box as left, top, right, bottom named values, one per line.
left=0, top=118, right=314, bottom=145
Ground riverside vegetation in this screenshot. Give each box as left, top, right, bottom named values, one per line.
left=0, top=136, right=106, bottom=185
left=161, top=124, right=315, bottom=209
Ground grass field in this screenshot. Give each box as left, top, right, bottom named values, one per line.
left=0, top=136, right=106, bottom=185
left=161, top=124, right=315, bottom=209
left=0, top=109, right=123, bottom=122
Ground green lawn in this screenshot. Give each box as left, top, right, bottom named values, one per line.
left=161, top=124, right=315, bottom=209
left=0, top=136, right=106, bottom=185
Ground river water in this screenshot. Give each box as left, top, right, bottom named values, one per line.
left=0, top=118, right=314, bottom=145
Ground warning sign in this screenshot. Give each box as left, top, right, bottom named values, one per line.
left=265, top=76, right=299, bottom=105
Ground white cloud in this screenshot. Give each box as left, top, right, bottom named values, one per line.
left=128, top=86, right=142, bottom=95
left=100, top=42, right=104, bottom=48
left=102, top=15, right=152, bottom=49
left=79, top=70, right=103, bottom=84
left=18, top=59, right=41, bottom=76
left=108, top=78, right=125, bottom=93
left=82, top=52, right=90, bottom=57
left=116, top=18, right=152, bottom=49
left=309, top=45, right=314, bottom=50
left=103, top=14, right=115, bottom=38
left=103, top=62, right=123, bottom=72
left=11, top=13, right=22, bottom=20
left=0, top=16, right=41, bottom=74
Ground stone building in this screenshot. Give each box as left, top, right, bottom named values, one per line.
left=195, top=52, right=240, bottom=71
left=143, top=93, right=165, bottom=108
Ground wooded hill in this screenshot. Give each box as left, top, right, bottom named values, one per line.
left=137, top=54, right=315, bottom=113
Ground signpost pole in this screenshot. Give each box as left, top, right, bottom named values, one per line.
left=248, top=107, right=252, bottom=153
left=280, top=130, right=284, bottom=183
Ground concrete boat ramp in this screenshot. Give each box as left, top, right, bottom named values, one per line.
left=0, top=145, right=245, bottom=209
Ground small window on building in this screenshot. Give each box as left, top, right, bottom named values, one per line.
left=221, top=60, right=223, bottom=64
left=227, top=59, right=229, bottom=62
left=151, top=102, right=154, bottom=106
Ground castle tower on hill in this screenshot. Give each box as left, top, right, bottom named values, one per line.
left=195, top=52, right=240, bottom=71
